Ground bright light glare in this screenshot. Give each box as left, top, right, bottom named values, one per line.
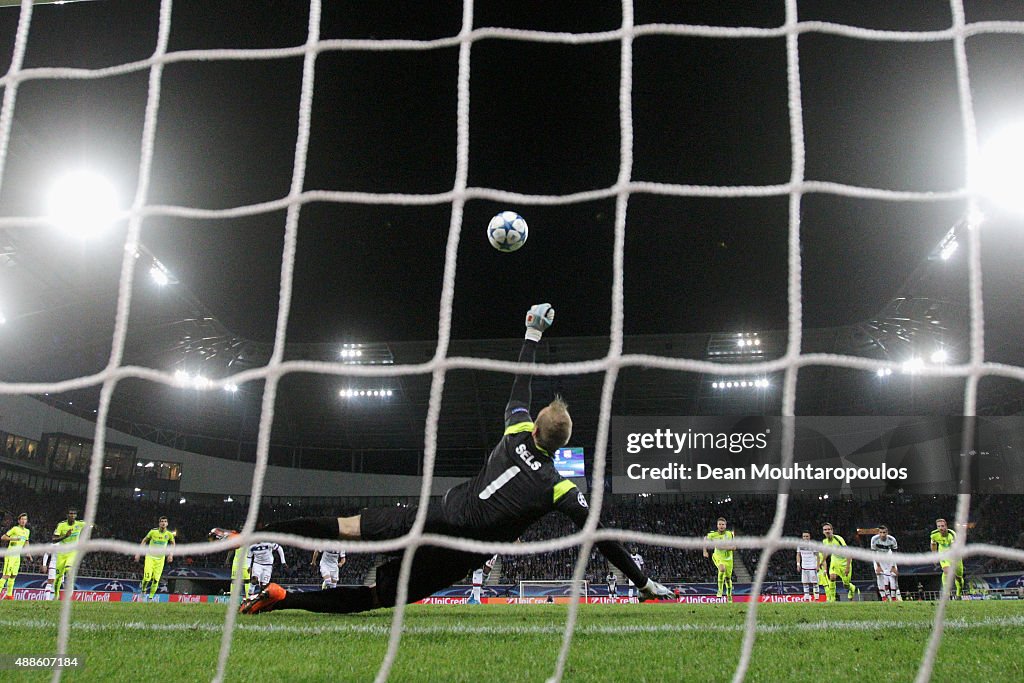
left=930, top=349, right=949, bottom=364
left=939, top=240, right=958, bottom=260
left=902, top=357, right=924, bottom=374
left=977, top=122, right=1024, bottom=214
left=150, top=265, right=170, bottom=286
left=46, top=170, right=120, bottom=238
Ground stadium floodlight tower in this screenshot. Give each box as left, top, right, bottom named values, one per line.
left=45, top=169, right=120, bottom=240
left=338, top=342, right=394, bottom=365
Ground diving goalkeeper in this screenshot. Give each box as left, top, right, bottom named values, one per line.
left=242, top=304, right=676, bottom=615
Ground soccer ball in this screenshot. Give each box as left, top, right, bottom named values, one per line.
left=487, top=211, right=528, bottom=252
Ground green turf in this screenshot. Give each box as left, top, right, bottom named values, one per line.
left=0, top=600, right=1021, bottom=682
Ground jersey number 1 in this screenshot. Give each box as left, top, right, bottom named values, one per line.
left=478, top=466, right=520, bottom=500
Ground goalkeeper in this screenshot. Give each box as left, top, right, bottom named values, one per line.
left=243, top=304, right=676, bottom=615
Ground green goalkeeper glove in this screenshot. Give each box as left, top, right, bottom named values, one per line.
left=525, top=303, right=555, bottom=341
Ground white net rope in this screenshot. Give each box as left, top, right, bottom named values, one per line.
left=0, top=0, right=1023, bottom=682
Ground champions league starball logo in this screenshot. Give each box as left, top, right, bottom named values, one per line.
left=98, top=581, right=126, bottom=591
left=169, top=568, right=201, bottom=577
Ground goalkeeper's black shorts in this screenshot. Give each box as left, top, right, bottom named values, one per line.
left=360, top=502, right=492, bottom=606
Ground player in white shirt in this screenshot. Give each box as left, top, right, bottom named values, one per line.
left=870, top=525, right=901, bottom=601
left=311, top=549, right=346, bottom=590
left=627, top=550, right=644, bottom=600
left=41, top=545, right=58, bottom=600
left=606, top=571, right=617, bottom=600
left=469, top=554, right=497, bottom=604
left=248, top=542, right=287, bottom=597
left=796, top=531, right=822, bottom=601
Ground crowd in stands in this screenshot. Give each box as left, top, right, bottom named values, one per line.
left=2, top=479, right=1022, bottom=587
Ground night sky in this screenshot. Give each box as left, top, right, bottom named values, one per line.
left=1, top=0, right=1023, bottom=352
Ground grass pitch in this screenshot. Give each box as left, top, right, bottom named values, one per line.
left=1, top=601, right=1022, bottom=682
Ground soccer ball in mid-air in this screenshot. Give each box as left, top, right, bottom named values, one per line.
left=487, top=211, right=528, bottom=252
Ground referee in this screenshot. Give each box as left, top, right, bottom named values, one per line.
left=244, top=304, right=675, bottom=614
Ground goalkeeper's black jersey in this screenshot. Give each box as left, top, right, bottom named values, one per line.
left=440, top=420, right=581, bottom=542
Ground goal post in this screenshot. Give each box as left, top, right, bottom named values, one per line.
left=518, top=579, right=589, bottom=600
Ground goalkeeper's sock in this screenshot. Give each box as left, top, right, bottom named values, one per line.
left=280, top=585, right=377, bottom=614
left=716, top=573, right=724, bottom=597
left=261, top=517, right=341, bottom=539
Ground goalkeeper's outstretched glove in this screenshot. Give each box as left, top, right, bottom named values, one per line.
left=525, top=303, right=555, bottom=342
left=639, top=578, right=677, bottom=602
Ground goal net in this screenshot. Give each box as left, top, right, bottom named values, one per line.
left=519, top=580, right=590, bottom=601
left=1, top=1, right=1024, bottom=683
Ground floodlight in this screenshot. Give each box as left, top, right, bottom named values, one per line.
left=977, top=121, right=1024, bottom=214
left=46, top=169, right=120, bottom=238
left=224, top=383, right=239, bottom=393
left=939, top=240, right=958, bottom=261
left=150, top=264, right=170, bottom=286
left=930, top=349, right=948, bottom=364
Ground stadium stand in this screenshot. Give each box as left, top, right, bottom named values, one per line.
left=3, top=479, right=1020, bottom=586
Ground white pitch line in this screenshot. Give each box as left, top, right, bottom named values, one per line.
left=1, top=615, right=1022, bottom=638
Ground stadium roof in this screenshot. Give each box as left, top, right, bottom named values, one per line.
left=1, top=2, right=1023, bottom=475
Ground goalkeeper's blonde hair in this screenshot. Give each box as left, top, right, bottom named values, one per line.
left=535, top=395, right=572, bottom=453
